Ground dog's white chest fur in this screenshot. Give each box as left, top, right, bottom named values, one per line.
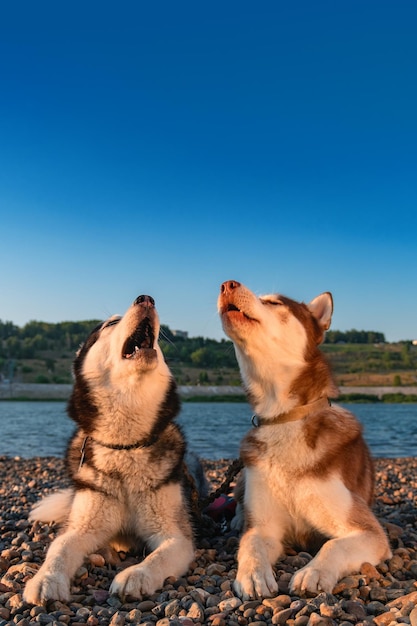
left=242, top=423, right=333, bottom=525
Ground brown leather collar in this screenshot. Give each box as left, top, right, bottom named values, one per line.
left=251, top=396, right=331, bottom=427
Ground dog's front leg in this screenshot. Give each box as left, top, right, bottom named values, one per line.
left=110, top=532, right=194, bottom=599
left=234, top=525, right=283, bottom=600
left=24, top=491, right=119, bottom=605
left=110, top=482, right=195, bottom=599
left=24, top=528, right=92, bottom=604
left=290, top=481, right=392, bottom=595
left=234, top=467, right=287, bottom=600
left=290, top=529, right=390, bottom=595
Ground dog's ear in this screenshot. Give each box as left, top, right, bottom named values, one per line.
left=307, top=292, right=333, bottom=331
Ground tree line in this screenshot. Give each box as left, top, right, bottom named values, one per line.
left=2, top=318, right=416, bottom=387
left=324, top=330, right=385, bottom=344
left=0, top=319, right=238, bottom=368
left=0, top=319, right=387, bottom=360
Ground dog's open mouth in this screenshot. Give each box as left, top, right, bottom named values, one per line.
left=122, top=318, right=155, bottom=359
left=225, top=303, right=255, bottom=321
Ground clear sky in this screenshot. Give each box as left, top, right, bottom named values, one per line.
left=1, top=1, right=416, bottom=342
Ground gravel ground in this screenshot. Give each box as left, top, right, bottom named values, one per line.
left=1, top=455, right=417, bottom=626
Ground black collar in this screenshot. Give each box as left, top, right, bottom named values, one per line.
left=79, top=433, right=158, bottom=469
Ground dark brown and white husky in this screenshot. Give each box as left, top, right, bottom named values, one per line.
left=218, top=280, right=391, bottom=599
left=24, top=295, right=199, bottom=605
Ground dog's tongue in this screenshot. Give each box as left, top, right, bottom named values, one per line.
left=122, top=319, right=154, bottom=358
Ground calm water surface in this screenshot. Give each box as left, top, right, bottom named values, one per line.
left=0, top=401, right=416, bottom=459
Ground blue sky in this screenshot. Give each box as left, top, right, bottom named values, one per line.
left=1, top=1, right=416, bottom=342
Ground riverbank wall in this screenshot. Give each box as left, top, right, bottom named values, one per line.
left=1, top=382, right=416, bottom=400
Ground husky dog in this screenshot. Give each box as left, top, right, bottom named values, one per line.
left=24, top=295, right=198, bottom=605
left=218, top=280, right=391, bottom=599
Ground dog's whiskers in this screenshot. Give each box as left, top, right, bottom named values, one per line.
left=159, top=328, right=175, bottom=346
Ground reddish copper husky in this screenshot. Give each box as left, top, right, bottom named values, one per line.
left=218, top=280, right=391, bottom=599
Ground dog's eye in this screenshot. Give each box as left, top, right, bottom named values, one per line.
left=104, top=318, right=121, bottom=328
left=262, top=299, right=283, bottom=306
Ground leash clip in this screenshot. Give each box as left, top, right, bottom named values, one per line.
left=251, top=414, right=259, bottom=428
left=79, top=436, right=88, bottom=469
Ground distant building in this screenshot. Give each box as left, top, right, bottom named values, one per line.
left=172, top=330, right=188, bottom=339
left=412, top=339, right=417, bottom=346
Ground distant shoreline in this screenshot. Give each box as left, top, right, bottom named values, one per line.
left=0, top=382, right=417, bottom=403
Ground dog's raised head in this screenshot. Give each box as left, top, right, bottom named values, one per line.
left=78, top=294, right=165, bottom=377
left=68, top=294, right=178, bottom=436
left=218, top=280, right=337, bottom=416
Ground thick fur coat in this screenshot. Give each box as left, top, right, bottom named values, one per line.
left=24, top=295, right=198, bottom=605
left=218, top=280, right=391, bottom=599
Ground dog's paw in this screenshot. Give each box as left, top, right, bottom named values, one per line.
left=110, top=564, right=161, bottom=600
left=24, top=571, right=71, bottom=605
left=233, top=564, right=278, bottom=600
left=290, top=563, right=337, bottom=595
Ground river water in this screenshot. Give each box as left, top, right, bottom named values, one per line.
left=1, top=401, right=416, bottom=459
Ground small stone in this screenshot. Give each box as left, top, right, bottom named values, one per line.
left=75, top=565, right=88, bottom=579
left=206, top=594, right=222, bottom=607
left=360, top=562, right=382, bottom=580
left=109, top=612, right=126, bottom=626
left=320, top=603, right=342, bottom=619
left=106, top=595, right=123, bottom=608
left=388, top=554, right=404, bottom=573
left=88, top=553, right=106, bottom=567
left=164, top=599, right=181, bottom=617
left=384, top=522, right=403, bottom=540
left=6, top=592, right=24, bottom=609
left=241, top=600, right=261, bottom=611
left=290, top=599, right=307, bottom=613
left=127, top=609, right=142, bottom=621
left=370, top=585, right=388, bottom=603
left=1, top=549, right=19, bottom=561
left=332, top=576, right=360, bottom=594
left=307, top=612, right=334, bottom=625
left=271, top=607, right=294, bottom=624
left=220, top=579, right=231, bottom=591
left=137, top=599, right=156, bottom=611
left=255, top=604, right=270, bottom=616
left=367, top=601, right=389, bottom=615
left=263, top=594, right=292, bottom=609
left=186, top=601, right=204, bottom=621
left=92, top=589, right=109, bottom=603
left=207, top=563, right=226, bottom=576
left=37, top=614, right=56, bottom=624
left=218, top=596, right=242, bottom=611
left=342, top=600, right=367, bottom=620
left=373, top=611, right=399, bottom=626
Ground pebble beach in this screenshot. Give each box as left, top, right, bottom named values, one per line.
left=1, top=456, right=417, bottom=626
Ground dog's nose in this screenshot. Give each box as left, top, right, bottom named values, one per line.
left=220, top=280, right=241, bottom=295
left=134, top=295, right=155, bottom=308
